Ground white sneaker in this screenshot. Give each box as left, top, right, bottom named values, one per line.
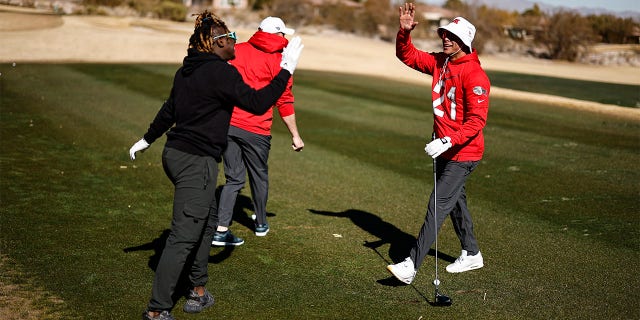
left=386, top=257, right=416, bottom=284
left=446, top=250, right=484, bottom=273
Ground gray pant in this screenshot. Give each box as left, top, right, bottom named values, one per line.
left=410, top=159, right=480, bottom=269
left=147, top=147, right=218, bottom=311
left=218, top=126, right=271, bottom=226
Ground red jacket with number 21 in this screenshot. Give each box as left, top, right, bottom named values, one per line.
left=396, top=29, right=490, bottom=162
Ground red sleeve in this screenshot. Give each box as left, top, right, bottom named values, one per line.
left=396, top=29, right=436, bottom=75
left=450, top=68, right=490, bottom=146
left=275, top=75, right=295, bottom=117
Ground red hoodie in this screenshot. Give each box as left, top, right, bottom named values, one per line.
left=229, top=31, right=295, bottom=135
left=396, top=29, right=490, bottom=161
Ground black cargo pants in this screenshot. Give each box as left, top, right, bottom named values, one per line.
left=147, top=147, right=218, bottom=311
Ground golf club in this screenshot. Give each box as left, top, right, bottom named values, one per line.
left=432, top=134, right=452, bottom=307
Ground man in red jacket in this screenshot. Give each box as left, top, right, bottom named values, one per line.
left=212, top=17, right=305, bottom=246
left=387, top=3, right=490, bottom=284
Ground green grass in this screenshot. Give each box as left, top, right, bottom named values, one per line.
left=1, top=63, right=638, bottom=319
left=485, top=70, right=640, bottom=107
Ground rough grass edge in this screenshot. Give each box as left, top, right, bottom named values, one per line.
left=0, top=254, right=65, bottom=320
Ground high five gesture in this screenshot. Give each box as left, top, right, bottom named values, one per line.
left=399, top=2, right=418, bottom=31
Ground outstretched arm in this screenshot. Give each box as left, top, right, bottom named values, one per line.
left=399, top=2, right=419, bottom=31
left=129, top=96, right=176, bottom=160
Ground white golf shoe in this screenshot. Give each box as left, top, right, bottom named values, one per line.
left=387, top=257, right=416, bottom=284
left=446, top=250, right=484, bottom=273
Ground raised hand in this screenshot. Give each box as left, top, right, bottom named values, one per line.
left=399, top=2, right=418, bottom=31
left=280, top=36, right=304, bottom=75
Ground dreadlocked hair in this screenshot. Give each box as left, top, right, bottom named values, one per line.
left=189, top=10, right=229, bottom=54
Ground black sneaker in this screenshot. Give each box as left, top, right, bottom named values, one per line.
left=255, top=223, right=270, bottom=237
left=142, top=310, right=175, bottom=320
left=183, top=289, right=215, bottom=313
left=211, top=230, right=244, bottom=246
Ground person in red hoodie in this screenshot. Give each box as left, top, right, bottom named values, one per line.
left=212, top=17, right=305, bottom=246
left=387, top=3, right=490, bottom=284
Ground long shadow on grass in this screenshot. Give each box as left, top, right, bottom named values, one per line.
left=308, top=209, right=455, bottom=285
left=124, top=229, right=172, bottom=271
left=123, top=188, right=276, bottom=267
left=123, top=229, right=238, bottom=265
left=123, top=229, right=236, bottom=300
left=123, top=231, right=242, bottom=285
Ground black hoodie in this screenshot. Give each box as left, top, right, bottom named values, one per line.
left=143, top=48, right=291, bottom=161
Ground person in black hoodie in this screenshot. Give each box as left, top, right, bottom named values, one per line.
left=129, top=10, right=303, bottom=320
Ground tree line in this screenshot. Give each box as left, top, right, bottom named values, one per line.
left=79, top=0, right=638, bottom=62
left=261, top=0, right=638, bottom=62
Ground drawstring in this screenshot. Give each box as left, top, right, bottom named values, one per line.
left=433, top=56, right=450, bottom=94
left=434, top=47, right=460, bottom=93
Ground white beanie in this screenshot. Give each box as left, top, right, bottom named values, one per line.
left=437, top=17, right=476, bottom=52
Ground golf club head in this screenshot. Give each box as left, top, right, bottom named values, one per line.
left=434, top=292, right=452, bottom=307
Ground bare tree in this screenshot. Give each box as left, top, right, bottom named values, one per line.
left=443, top=2, right=516, bottom=54
left=266, top=0, right=314, bottom=27
left=537, top=11, right=597, bottom=61
left=588, top=14, right=638, bottom=44
left=358, top=0, right=396, bottom=38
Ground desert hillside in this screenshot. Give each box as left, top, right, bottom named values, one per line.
left=1, top=6, right=639, bottom=119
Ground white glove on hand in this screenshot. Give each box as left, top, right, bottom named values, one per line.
left=425, top=137, right=452, bottom=158
left=280, top=36, right=304, bottom=74
left=129, top=138, right=150, bottom=160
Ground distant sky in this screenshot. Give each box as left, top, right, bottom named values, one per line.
left=532, top=0, right=637, bottom=12
left=419, top=0, right=638, bottom=13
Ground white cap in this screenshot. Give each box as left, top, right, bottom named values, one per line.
left=437, top=17, right=476, bottom=52
left=259, top=17, right=295, bottom=35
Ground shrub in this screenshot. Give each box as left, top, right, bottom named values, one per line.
left=537, top=11, right=597, bottom=61
left=154, top=0, right=187, bottom=22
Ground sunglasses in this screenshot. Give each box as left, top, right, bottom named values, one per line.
left=439, top=30, right=460, bottom=42
left=212, top=31, right=237, bottom=41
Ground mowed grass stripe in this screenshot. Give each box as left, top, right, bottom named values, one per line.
left=287, top=70, right=639, bottom=250
left=295, top=70, right=432, bottom=113
left=479, top=98, right=638, bottom=249
left=486, top=70, right=640, bottom=107
left=1, top=63, right=430, bottom=318
left=1, top=64, right=177, bottom=318
left=488, top=96, right=639, bottom=151
left=0, top=65, right=434, bottom=318
left=59, top=64, right=640, bottom=110
left=67, top=63, right=176, bottom=101
left=1, top=64, right=638, bottom=319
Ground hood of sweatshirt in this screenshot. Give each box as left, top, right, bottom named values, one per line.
left=449, top=49, right=481, bottom=67
left=181, top=48, right=221, bottom=76
left=248, top=30, right=289, bottom=54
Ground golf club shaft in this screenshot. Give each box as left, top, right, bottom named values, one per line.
left=432, top=133, right=439, bottom=290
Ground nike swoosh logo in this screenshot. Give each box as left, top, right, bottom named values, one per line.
left=478, top=99, right=486, bottom=103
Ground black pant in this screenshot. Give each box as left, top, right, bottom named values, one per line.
left=147, top=147, right=218, bottom=311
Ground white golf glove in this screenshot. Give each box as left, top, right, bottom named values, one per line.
left=280, top=36, right=304, bottom=74
left=129, top=138, right=150, bottom=160
left=425, top=137, right=452, bottom=158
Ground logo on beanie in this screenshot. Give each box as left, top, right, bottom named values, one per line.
left=452, top=18, right=460, bottom=24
